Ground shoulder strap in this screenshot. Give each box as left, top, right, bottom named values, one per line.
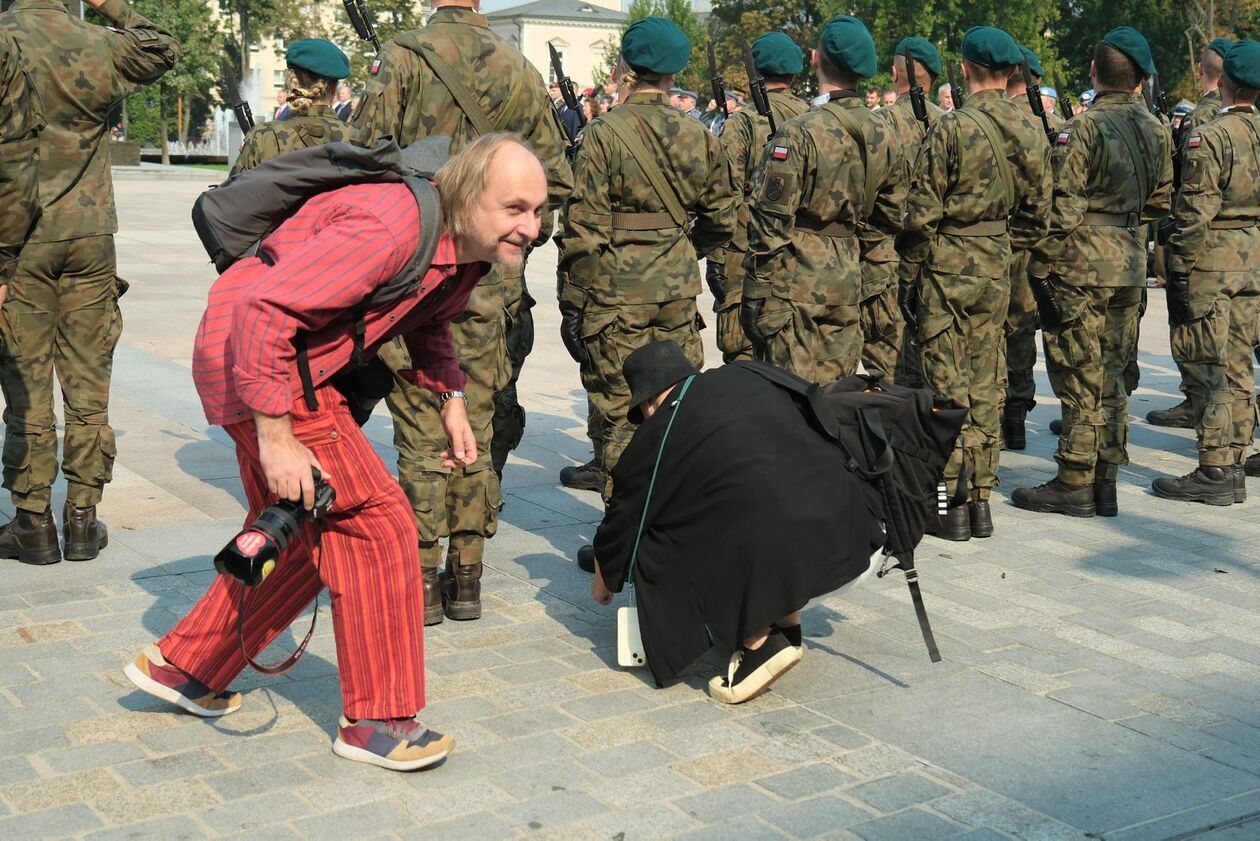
left=626, top=375, right=695, bottom=589
left=821, top=102, right=880, bottom=219
left=413, top=42, right=497, bottom=137
left=599, top=109, right=689, bottom=229
left=958, top=109, right=1015, bottom=209
left=1096, top=109, right=1152, bottom=207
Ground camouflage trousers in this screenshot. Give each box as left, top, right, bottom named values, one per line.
left=918, top=269, right=1009, bottom=498
left=0, top=236, right=121, bottom=514
left=381, top=280, right=508, bottom=570
left=580, top=298, right=703, bottom=500
left=490, top=266, right=534, bottom=476
left=706, top=249, right=753, bottom=363
left=860, top=283, right=903, bottom=381
left=1004, top=253, right=1039, bottom=411
left=1170, top=270, right=1260, bottom=467
left=753, top=295, right=862, bottom=386
left=1042, top=284, right=1142, bottom=484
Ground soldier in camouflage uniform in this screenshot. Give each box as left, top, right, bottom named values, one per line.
left=0, top=0, right=177, bottom=566
left=1001, top=45, right=1064, bottom=451
left=1146, top=36, right=1234, bottom=430
left=897, top=26, right=1052, bottom=541
left=229, top=39, right=354, bottom=177
left=882, top=38, right=944, bottom=389
left=0, top=29, right=40, bottom=295
left=705, top=32, right=807, bottom=364
left=1151, top=40, right=1260, bottom=506
left=742, top=16, right=902, bottom=386
left=557, top=16, right=735, bottom=512
left=352, top=0, right=572, bottom=623
left=1013, top=27, right=1173, bottom=519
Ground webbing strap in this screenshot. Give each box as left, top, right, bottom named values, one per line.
left=1097, top=110, right=1152, bottom=211
left=958, top=108, right=1016, bottom=210
left=414, top=43, right=498, bottom=137
left=821, top=101, right=881, bottom=220
left=600, top=110, right=689, bottom=229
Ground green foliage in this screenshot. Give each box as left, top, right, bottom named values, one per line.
left=614, top=0, right=710, bottom=96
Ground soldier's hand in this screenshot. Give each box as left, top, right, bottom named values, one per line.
left=740, top=297, right=766, bottom=354
left=1167, top=272, right=1191, bottom=327
left=705, top=261, right=726, bottom=306
left=559, top=301, right=588, bottom=366
left=897, top=281, right=918, bottom=333
left=1031, top=275, right=1064, bottom=331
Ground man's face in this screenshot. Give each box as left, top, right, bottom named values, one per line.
left=882, top=90, right=897, bottom=107
left=465, top=145, right=548, bottom=266
left=548, top=82, right=561, bottom=100
left=937, top=85, right=952, bottom=109
left=337, top=86, right=351, bottom=103
left=1041, top=94, right=1055, bottom=114
left=865, top=89, right=879, bottom=108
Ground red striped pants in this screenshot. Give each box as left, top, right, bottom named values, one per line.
left=160, top=386, right=427, bottom=719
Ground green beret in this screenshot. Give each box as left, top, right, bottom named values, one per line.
left=1101, top=26, right=1156, bottom=76
left=895, top=37, right=942, bottom=78
left=621, top=17, right=691, bottom=76
left=1208, top=37, right=1235, bottom=60
left=752, top=32, right=804, bottom=77
left=1019, top=46, right=1045, bottom=79
left=819, top=15, right=877, bottom=79
left=1224, top=39, right=1260, bottom=89
left=285, top=38, right=349, bottom=81
left=961, top=26, right=1022, bottom=70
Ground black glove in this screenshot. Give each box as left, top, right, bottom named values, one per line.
left=740, top=297, right=766, bottom=355
left=1155, top=215, right=1175, bottom=245
left=897, top=281, right=918, bottom=333
left=1167, top=271, right=1191, bottom=326
left=1031, top=275, right=1063, bottom=331
left=558, top=301, right=588, bottom=365
left=704, top=260, right=725, bottom=307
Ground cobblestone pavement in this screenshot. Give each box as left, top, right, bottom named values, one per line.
left=0, top=177, right=1258, bottom=840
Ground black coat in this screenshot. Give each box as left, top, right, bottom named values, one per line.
left=594, top=365, right=886, bottom=686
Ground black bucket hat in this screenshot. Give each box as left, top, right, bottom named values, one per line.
left=625, top=340, right=699, bottom=424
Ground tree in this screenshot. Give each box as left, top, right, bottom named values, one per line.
left=598, top=0, right=711, bottom=98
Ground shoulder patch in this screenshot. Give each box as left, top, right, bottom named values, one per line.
left=1056, top=131, right=1071, bottom=144
left=771, top=145, right=790, bottom=162
left=370, top=59, right=382, bottom=75
left=1186, top=135, right=1201, bottom=148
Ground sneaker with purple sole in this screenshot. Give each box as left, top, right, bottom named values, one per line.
left=123, top=643, right=242, bottom=717
left=332, top=716, right=453, bottom=771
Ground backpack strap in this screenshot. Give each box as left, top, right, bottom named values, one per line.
left=1095, top=110, right=1152, bottom=210
left=599, top=109, right=690, bottom=229
left=878, top=551, right=942, bottom=663
left=820, top=101, right=881, bottom=219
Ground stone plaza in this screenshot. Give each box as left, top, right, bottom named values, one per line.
left=0, top=171, right=1258, bottom=840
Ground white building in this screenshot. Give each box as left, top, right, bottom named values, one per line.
left=486, top=0, right=627, bottom=93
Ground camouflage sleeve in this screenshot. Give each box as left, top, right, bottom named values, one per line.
left=1009, top=126, right=1053, bottom=255
left=866, top=125, right=906, bottom=246
left=895, top=117, right=953, bottom=276
left=1142, top=122, right=1174, bottom=224
left=689, top=132, right=736, bottom=260
left=1027, top=118, right=1092, bottom=278
left=721, top=112, right=754, bottom=200
left=556, top=122, right=613, bottom=307
left=96, top=0, right=180, bottom=98
left=350, top=42, right=416, bottom=145
left=0, top=42, right=39, bottom=282
left=743, top=121, right=812, bottom=300
left=1167, top=129, right=1224, bottom=275
left=228, top=126, right=280, bottom=177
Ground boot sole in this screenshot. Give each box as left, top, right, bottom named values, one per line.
left=1013, top=499, right=1096, bottom=517
left=559, top=477, right=602, bottom=492
left=444, top=600, right=481, bottom=621
left=4, top=545, right=63, bottom=565
left=1096, top=503, right=1119, bottom=517
left=423, top=607, right=445, bottom=626
left=1151, top=488, right=1234, bottom=506
left=332, top=735, right=452, bottom=771
left=64, top=534, right=107, bottom=562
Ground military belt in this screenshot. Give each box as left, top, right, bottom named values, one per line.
left=938, top=219, right=1008, bottom=236
left=1082, top=211, right=1139, bottom=228
left=611, top=212, right=679, bottom=231
left=795, top=215, right=855, bottom=238
left=1208, top=218, right=1258, bottom=230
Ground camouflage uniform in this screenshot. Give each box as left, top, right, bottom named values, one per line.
left=352, top=5, right=572, bottom=569
left=229, top=105, right=354, bottom=176
left=0, top=0, right=177, bottom=515
left=880, top=92, right=942, bottom=388
left=1026, top=92, right=1173, bottom=484
left=1166, top=107, right=1260, bottom=468
left=707, top=90, right=807, bottom=363
left=1005, top=99, right=1064, bottom=415
left=0, top=29, right=40, bottom=288
left=744, top=91, right=902, bottom=385
left=557, top=88, right=735, bottom=498
left=898, top=88, right=1052, bottom=499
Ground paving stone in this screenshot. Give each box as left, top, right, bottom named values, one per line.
left=851, top=807, right=968, bottom=840
left=43, top=740, right=147, bottom=774
left=559, top=689, right=656, bottom=721
left=415, top=810, right=516, bottom=841
left=761, top=794, right=875, bottom=837
left=294, top=799, right=416, bottom=839
left=639, top=701, right=727, bottom=732
left=674, top=814, right=791, bottom=841
left=0, top=803, right=103, bottom=837
left=491, top=757, right=593, bottom=800
left=202, top=759, right=314, bottom=801
left=0, top=755, right=37, bottom=787
left=578, top=739, right=675, bottom=777
left=1105, top=789, right=1260, bottom=841
left=586, top=765, right=702, bottom=812
left=813, top=723, right=874, bottom=751
left=479, top=707, right=575, bottom=739
left=479, top=731, right=582, bottom=768
left=845, top=772, right=953, bottom=813
left=84, top=815, right=208, bottom=840
left=115, top=749, right=227, bottom=785
left=495, top=790, right=607, bottom=832
left=672, top=783, right=778, bottom=824
left=754, top=762, right=857, bottom=800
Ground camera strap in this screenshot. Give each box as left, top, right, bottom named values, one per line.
left=236, top=524, right=325, bottom=675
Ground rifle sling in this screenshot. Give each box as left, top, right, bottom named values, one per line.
left=600, top=110, right=689, bottom=229
left=1096, top=109, right=1152, bottom=211
left=415, top=42, right=524, bottom=136
left=819, top=101, right=880, bottom=220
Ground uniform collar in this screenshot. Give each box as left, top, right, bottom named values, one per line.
left=429, top=6, right=489, bottom=28
left=9, top=0, right=71, bottom=11
left=1091, top=91, right=1144, bottom=107
left=824, top=89, right=861, bottom=103
left=625, top=89, right=670, bottom=105
left=966, top=88, right=1007, bottom=104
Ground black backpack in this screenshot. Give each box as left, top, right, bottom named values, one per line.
left=190, top=137, right=451, bottom=424
left=735, top=361, right=968, bottom=661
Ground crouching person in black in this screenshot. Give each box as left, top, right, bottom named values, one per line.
left=585, top=341, right=887, bottom=703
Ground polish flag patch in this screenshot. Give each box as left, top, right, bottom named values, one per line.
left=1056, top=131, right=1071, bottom=144
left=771, top=145, right=790, bottom=161
left=1187, top=135, right=1201, bottom=148
left=370, top=58, right=382, bottom=75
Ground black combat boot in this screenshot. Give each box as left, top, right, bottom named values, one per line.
left=932, top=504, right=971, bottom=542
left=1049, top=418, right=1063, bottom=436
left=1093, top=476, right=1119, bottom=517
left=1245, top=452, right=1260, bottom=478
left=559, top=458, right=603, bottom=492
left=1231, top=466, right=1247, bottom=503
left=968, top=494, right=993, bottom=538
left=576, top=544, right=595, bottom=573
left=1002, top=406, right=1027, bottom=451
left=1012, top=478, right=1096, bottom=517
left=422, top=567, right=444, bottom=626
left=1151, top=466, right=1234, bottom=506
left=0, top=509, right=61, bottom=565
left=442, top=559, right=482, bottom=621
left=1146, top=398, right=1195, bottom=429
left=63, top=502, right=108, bottom=561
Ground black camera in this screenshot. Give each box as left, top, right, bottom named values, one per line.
left=214, top=469, right=336, bottom=586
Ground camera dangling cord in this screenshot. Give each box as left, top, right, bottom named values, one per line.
left=235, top=522, right=325, bottom=675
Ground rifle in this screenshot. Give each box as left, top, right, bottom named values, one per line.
left=743, top=41, right=775, bottom=136
left=549, top=43, right=586, bottom=133
left=945, top=63, right=964, bottom=110
left=708, top=41, right=728, bottom=120
left=1153, top=73, right=1172, bottom=120
left=904, top=51, right=928, bottom=129
left=1053, top=73, right=1074, bottom=118
left=1022, top=61, right=1054, bottom=143
left=344, top=0, right=380, bottom=53
left=220, top=60, right=254, bottom=135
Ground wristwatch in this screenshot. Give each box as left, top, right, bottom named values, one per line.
left=438, top=390, right=465, bottom=405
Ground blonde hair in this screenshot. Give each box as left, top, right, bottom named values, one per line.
left=285, top=66, right=334, bottom=116
left=434, top=133, right=542, bottom=240
left=614, top=56, right=666, bottom=98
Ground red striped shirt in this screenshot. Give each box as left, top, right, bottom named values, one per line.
left=192, top=182, right=485, bottom=425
